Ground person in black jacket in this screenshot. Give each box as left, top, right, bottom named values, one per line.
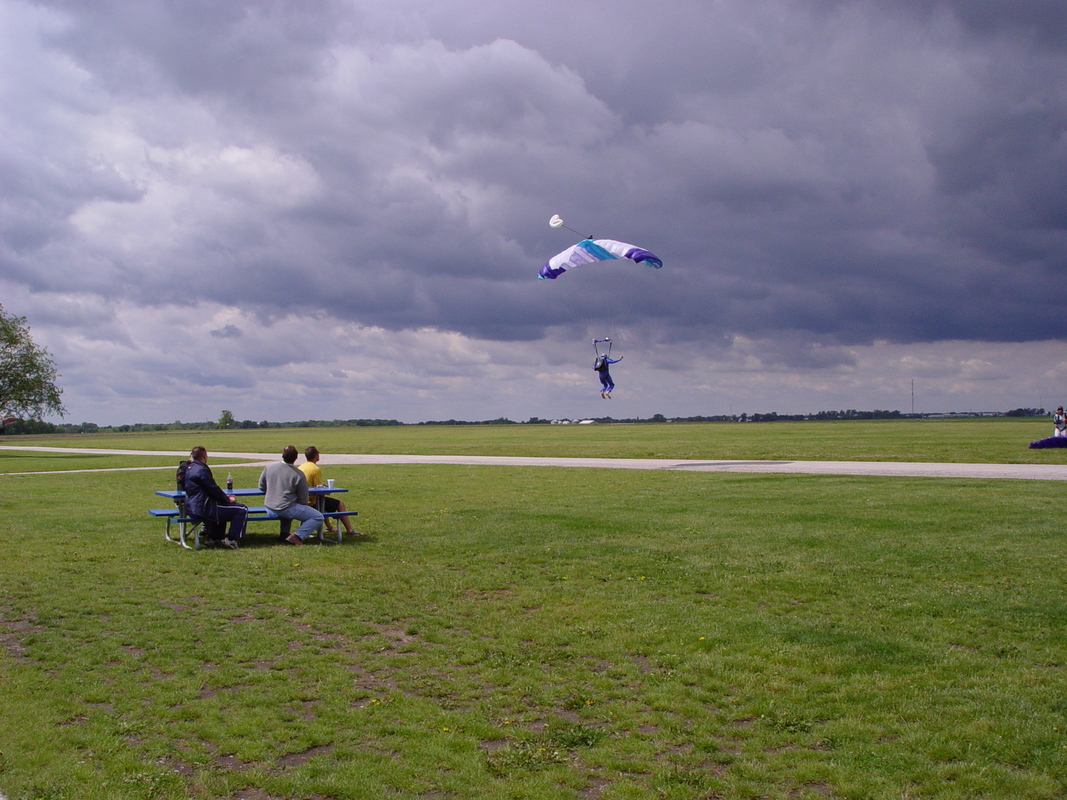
left=184, top=446, right=248, bottom=548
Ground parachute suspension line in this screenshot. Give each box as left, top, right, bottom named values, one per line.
left=548, top=214, right=592, bottom=240
left=607, top=291, right=633, bottom=344
left=593, top=338, right=612, bottom=358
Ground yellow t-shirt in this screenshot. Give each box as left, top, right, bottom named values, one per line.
left=298, top=461, right=323, bottom=504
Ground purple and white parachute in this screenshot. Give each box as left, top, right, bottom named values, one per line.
left=538, top=238, right=663, bottom=280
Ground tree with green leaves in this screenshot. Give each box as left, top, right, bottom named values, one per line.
left=218, top=409, right=236, bottom=429
left=0, top=304, right=65, bottom=422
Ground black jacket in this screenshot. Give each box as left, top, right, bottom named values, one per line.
left=184, top=460, right=231, bottom=521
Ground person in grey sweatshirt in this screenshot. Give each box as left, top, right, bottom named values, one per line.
left=258, top=445, right=324, bottom=545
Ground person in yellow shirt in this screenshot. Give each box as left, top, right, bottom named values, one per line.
left=299, top=445, right=361, bottom=536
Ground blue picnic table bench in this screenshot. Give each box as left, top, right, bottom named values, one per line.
left=149, top=486, right=356, bottom=549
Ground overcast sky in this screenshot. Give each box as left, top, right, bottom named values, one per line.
left=2, top=0, right=1066, bottom=425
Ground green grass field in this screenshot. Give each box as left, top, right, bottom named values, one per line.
left=1, top=422, right=1066, bottom=799
left=4, top=416, right=1066, bottom=466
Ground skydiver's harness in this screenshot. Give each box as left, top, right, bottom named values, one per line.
left=593, top=338, right=613, bottom=372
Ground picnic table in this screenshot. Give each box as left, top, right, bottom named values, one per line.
left=150, top=486, right=355, bottom=549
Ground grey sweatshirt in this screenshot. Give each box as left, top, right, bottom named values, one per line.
left=257, top=461, right=308, bottom=511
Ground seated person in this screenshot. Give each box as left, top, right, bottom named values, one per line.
left=258, top=445, right=324, bottom=545
left=299, top=445, right=361, bottom=536
left=183, top=446, right=248, bottom=549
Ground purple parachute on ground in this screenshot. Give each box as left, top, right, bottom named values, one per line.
left=1029, top=436, right=1067, bottom=448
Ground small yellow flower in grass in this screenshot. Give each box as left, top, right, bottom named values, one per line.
left=699, top=637, right=705, bottom=641
left=442, top=727, right=450, bottom=732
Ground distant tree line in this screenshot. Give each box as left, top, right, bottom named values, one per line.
left=417, top=417, right=517, bottom=426
left=0, top=417, right=403, bottom=435
left=0, top=407, right=1049, bottom=436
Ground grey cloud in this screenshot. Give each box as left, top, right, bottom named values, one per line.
left=36, top=0, right=344, bottom=102
left=175, top=367, right=258, bottom=391
left=210, top=324, right=243, bottom=339
left=3, top=0, right=1067, bottom=423
left=904, top=0, right=1067, bottom=49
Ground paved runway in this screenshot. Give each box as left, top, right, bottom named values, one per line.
left=3, top=445, right=1067, bottom=480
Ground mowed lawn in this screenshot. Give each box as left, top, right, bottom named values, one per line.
left=1, top=422, right=1066, bottom=799
left=7, top=415, right=1067, bottom=464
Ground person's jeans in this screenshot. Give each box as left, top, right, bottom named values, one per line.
left=271, top=503, right=324, bottom=541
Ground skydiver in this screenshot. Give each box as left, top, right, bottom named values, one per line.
left=594, top=353, right=622, bottom=398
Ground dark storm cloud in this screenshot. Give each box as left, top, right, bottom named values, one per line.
left=8, top=0, right=1066, bottom=347
left=894, top=0, right=1067, bottom=48
left=35, top=0, right=344, bottom=102
left=2, top=0, right=1066, bottom=423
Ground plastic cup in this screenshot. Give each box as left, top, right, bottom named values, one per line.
left=326, top=479, right=335, bottom=488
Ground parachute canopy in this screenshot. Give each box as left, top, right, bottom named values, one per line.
left=538, top=238, right=663, bottom=280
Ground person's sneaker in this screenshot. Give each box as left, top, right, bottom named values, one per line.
left=220, top=537, right=239, bottom=549
left=285, top=533, right=303, bottom=545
